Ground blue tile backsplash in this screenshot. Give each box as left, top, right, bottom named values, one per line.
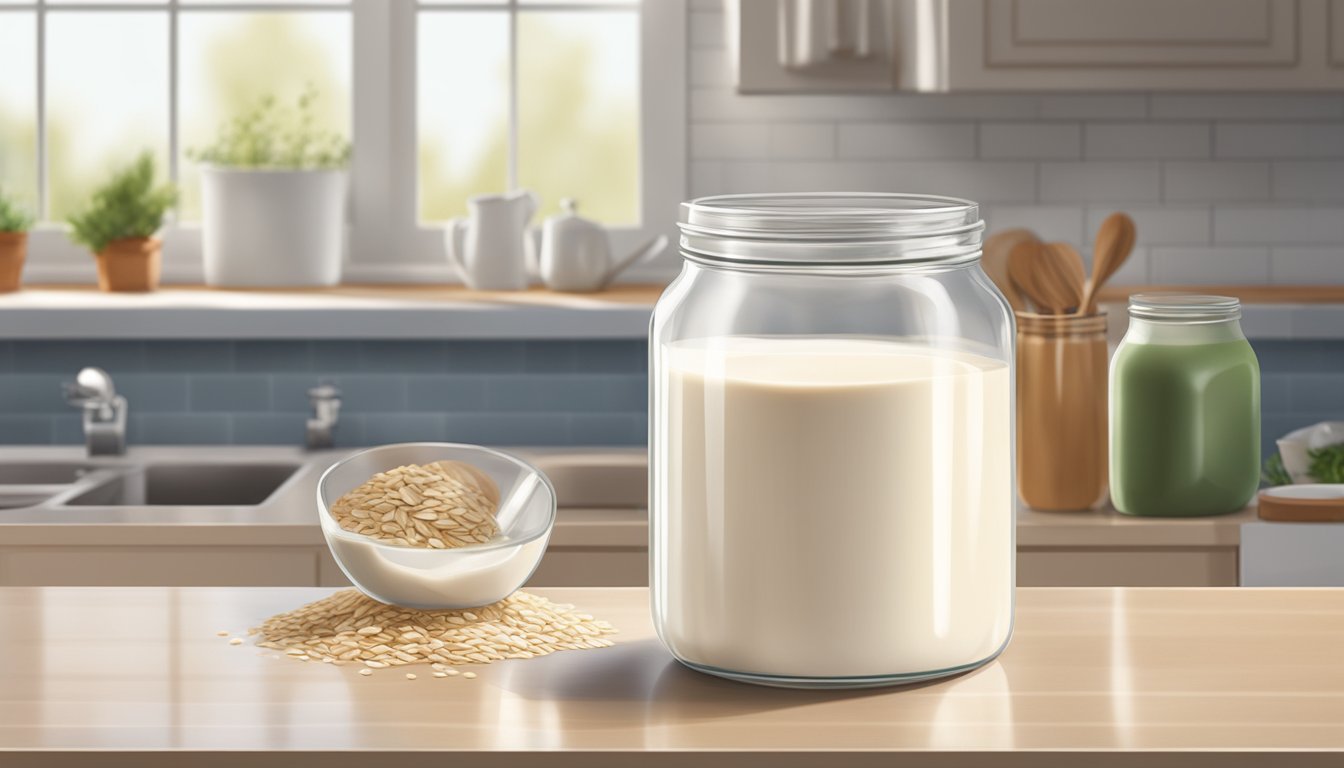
left=0, top=340, right=647, bottom=447
left=0, top=338, right=1337, bottom=454
left=1254, top=340, right=1344, bottom=460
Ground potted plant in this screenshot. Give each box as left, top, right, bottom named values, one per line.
left=188, top=86, right=351, bottom=287
left=0, top=189, right=34, bottom=293
left=67, top=152, right=178, bottom=293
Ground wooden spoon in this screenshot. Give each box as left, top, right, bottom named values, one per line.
left=1041, top=242, right=1087, bottom=313
left=1007, top=240, right=1047, bottom=313
left=1010, top=240, right=1086, bottom=314
left=981, top=228, right=1037, bottom=311
left=1077, top=212, right=1136, bottom=316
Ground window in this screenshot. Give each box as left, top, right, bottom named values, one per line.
left=2, top=0, right=350, bottom=222
left=0, top=0, right=685, bottom=284
left=417, top=2, right=640, bottom=226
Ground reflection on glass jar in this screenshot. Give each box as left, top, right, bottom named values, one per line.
left=650, top=193, right=1016, bottom=689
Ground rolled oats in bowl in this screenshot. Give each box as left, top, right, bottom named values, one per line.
left=329, top=460, right=502, bottom=549
left=317, top=443, right=557, bottom=610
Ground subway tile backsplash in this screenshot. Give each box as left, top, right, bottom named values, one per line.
left=0, top=340, right=647, bottom=447
left=0, top=338, right=1339, bottom=454
left=687, top=3, right=1344, bottom=284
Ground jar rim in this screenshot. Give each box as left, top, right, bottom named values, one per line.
left=1129, top=293, right=1241, bottom=322
left=678, top=193, right=985, bottom=267
left=1016, top=311, right=1108, bottom=335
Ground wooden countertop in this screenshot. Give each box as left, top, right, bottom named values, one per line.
left=2, top=283, right=1340, bottom=340
left=17, top=283, right=1344, bottom=304
left=1095, top=284, right=1344, bottom=303
left=1, top=586, right=1342, bottom=767
left=0, top=285, right=659, bottom=339
left=15, top=283, right=663, bottom=305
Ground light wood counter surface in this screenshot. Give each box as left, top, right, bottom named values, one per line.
left=2, top=283, right=1340, bottom=339
left=0, top=586, right=1342, bottom=767
left=17, top=282, right=1344, bottom=304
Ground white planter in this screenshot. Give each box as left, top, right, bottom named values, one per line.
left=200, top=167, right=347, bottom=287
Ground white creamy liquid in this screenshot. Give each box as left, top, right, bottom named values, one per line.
left=653, top=337, right=1013, bottom=680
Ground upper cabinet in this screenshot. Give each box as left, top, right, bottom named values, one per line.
left=736, top=0, right=1344, bottom=92
left=952, top=0, right=1344, bottom=90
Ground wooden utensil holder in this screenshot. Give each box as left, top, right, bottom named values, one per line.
left=1017, top=312, right=1109, bottom=511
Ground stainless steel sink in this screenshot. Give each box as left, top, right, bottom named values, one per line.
left=0, top=446, right=645, bottom=527
left=64, top=463, right=301, bottom=507
left=533, top=453, right=646, bottom=508
left=0, top=494, right=52, bottom=510
left=0, top=463, right=102, bottom=485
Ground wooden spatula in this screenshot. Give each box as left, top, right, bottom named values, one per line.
left=1077, top=212, right=1136, bottom=316
left=1010, top=240, right=1086, bottom=314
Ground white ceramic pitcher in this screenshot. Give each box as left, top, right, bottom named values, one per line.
left=446, top=190, right=539, bottom=291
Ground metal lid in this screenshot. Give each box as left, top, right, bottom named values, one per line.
left=1129, top=294, right=1241, bottom=323
left=677, top=193, right=985, bottom=267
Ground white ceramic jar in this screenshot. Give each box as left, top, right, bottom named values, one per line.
left=200, top=167, right=347, bottom=287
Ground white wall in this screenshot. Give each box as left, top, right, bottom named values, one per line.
left=686, top=0, right=1344, bottom=285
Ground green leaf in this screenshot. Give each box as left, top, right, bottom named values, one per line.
left=1308, top=443, right=1344, bottom=483
left=0, top=188, right=35, bottom=233
left=65, top=151, right=178, bottom=255
left=186, top=84, right=350, bottom=170
left=1262, top=452, right=1293, bottom=487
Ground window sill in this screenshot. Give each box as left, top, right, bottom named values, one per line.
left=0, top=284, right=1339, bottom=341
left=0, top=284, right=663, bottom=339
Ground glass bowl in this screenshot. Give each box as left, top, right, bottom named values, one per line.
left=317, top=442, right=556, bottom=610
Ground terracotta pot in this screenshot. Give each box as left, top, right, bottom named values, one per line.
left=95, top=237, right=161, bottom=293
left=0, top=231, right=26, bottom=293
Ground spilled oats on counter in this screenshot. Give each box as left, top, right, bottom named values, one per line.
left=245, top=589, right=616, bottom=671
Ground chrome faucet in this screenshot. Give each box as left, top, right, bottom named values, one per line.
left=306, top=383, right=341, bottom=450
left=62, top=367, right=128, bottom=456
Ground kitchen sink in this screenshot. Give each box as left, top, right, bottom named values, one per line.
left=533, top=454, right=646, bottom=508
left=0, top=494, right=51, bottom=510
left=64, top=463, right=301, bottom=507
left=0, top=463, right=102, bottom=485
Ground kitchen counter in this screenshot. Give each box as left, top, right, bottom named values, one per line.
left=0, top=285, right=657, bottom=339
left=0, top=586, right=1341, bottom=766
left=0, top=445, right=1255, bottom=587
left=0, top=444, right=1249, bottom=548
left=2, top=284, right=1341, bottom=339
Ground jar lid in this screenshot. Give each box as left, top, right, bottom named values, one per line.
left=1129, top=294, right=1240, bottom=323
left=678, top=193, right=985, bottom=267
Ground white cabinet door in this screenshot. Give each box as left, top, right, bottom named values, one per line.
left=1240, top=522, right=1344, bottom=585
left=950, top=0, right=1344, bottom=90
left=1332, top=0, right=1344, bottom=67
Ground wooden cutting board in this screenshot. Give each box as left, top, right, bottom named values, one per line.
left=1258, top=485, right=1344, bottom=522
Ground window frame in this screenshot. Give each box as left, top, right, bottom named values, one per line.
left=11, top=0, right=357, bottom=283
left=12, top=0, right=687, bottom=285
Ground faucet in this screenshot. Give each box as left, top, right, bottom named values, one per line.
left=62, top=367, right=128, bottom=456
left=306, top=383, right=341, bottom=450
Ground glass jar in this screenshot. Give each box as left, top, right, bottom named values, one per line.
left=1016, top=312, right=1109, bottom=511
left=650, top=193, right=1015, bottom=689
left=1110, top=295, right=1261, bottom=517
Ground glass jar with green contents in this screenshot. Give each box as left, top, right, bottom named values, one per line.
left=1110, top=295, right=1260, bottom=517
